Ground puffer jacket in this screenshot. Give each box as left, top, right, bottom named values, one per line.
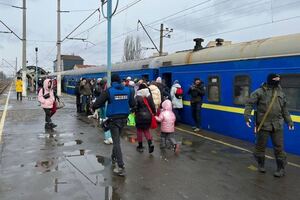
left=149, top=84, right=161, bottom=109
left=135, top=88, right=156, bottom=129
left=15, top=80, right=23, bottom=92
left=38, top=79, right=55, bottom=109
left=170, top=83, right=183, bottom=109
left=155, top=100, right=176, bottom=133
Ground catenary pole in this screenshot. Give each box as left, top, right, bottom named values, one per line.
left=22, top=0, right=27, bottom=96
left=107, top=0, right=112, bottom=87
left=57, top=0, right=62, bottom=96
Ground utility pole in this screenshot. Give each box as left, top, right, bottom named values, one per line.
left=22, top=0, right=27, bottom=97
left=57, top=0, right=62, bottom=96
left=159, top=24, right=163, bottom=56
left=159, top=23, right=173, bottom=56
left=15, top=57, right=17, bottom=76
left=107, top=0, right=112, bottom=87
left=35, top=47, right=38, bottom=93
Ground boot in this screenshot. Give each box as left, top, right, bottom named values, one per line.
left=44, top=123, right=52, bottom=130
left=148, top=140, right=154, bottom=154
left=274, top=158, right=286, bottom=178
left=254, top=155, right=266, bottom=173
left=50, top=123, right=57, bottom=128
left=136, top=142, right=144, bottom=153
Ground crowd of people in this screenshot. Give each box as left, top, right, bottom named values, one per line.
left=35, top=73, right=294, bottom=178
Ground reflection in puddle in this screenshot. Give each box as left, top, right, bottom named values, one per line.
left=38, top=133, right=74, bottom=139
left=122, top=134, right=137, bottom=144
left=59, top=139, right=83, bottom=147
left=64, top=149, right=88, bottom=157
left=35, top=158, right=57, bottom=173
left=181, top=138, right=193, bottom=146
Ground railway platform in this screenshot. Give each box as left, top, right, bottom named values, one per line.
left=0, top=85, right=300, bottom=200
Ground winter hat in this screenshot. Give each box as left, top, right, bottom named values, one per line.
left=97, top=78, right=102, bottom=82
left=194, top=77, right=200, bottom=82
left=138, top=83, right=148, bottom=90
left=156, top=77, right=162, bottom=83
left=126, top=76, right=132, bottom=80
left=267, top=73, right=280, bottom=87
left=111, top=74, right=121, bottom=83
left=173, top=80, right=179, bottom=84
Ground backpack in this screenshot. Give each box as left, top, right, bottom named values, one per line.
left=175, top=87, right=183, bottom=99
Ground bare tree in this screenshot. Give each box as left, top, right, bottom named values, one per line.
left=123, top=35, right=142, bottom=61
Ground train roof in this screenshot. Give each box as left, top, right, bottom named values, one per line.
left=52, top=33, right=300, bottom=76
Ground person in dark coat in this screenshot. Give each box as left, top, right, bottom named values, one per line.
left=188, top=78, right=206, bottom=132
left=134, top=83, right=156, bottom=153
left=75, top=79, right=82, bottom=113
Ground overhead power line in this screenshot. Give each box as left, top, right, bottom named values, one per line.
left=0, top=20, right=22, bottom=40
left=62, top=8, right=100, bottom=42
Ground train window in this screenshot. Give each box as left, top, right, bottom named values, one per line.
left=208, top=76, right=220, bottom=102
left=280, top=74, right=300, bottom=111
left=234, top=75, right=251, bottom=105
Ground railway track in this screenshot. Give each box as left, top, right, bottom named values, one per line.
left=0, top=80, right=11, bottom=95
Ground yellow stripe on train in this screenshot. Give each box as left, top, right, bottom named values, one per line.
left=182, top=101, right=300, bottom=123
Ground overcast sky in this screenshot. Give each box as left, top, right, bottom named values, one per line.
left=1, top=0, right=300, bottom=75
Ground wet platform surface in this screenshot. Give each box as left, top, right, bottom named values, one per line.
left=0, top=86, right=300, bottom=200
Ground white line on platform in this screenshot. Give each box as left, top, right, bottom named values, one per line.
left=176, top=127, right=300, bottom=169
left=0, top=84, right=12, bottom=143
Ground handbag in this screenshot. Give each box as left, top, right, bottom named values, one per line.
left=56, top=99, right=65, bottom=109
left=143, top=97, right=158, bottom=129
left=127, top=113, right=136, bottom=126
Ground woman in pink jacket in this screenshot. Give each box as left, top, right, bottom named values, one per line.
left=38, top=79, right=56, bottom=130
left=155, top=99, right=180, bottom=154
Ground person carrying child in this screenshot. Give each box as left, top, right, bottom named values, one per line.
left=155, top=99, right=180, bottom=154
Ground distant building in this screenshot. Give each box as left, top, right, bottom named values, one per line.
left=73, top=64, right=96, bottom=70
left=53, top=55, right=84, bottom=72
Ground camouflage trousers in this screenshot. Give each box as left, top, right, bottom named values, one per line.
left=254, top=129, right=286, bottom=160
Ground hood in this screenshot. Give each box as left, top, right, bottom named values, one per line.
left=136, top=88, right=150, bottom=97
left=112, top=82, right=124, bottom=90
left=172, top=83, right=181, bottom=88
left=162, top=99, right=172, bottom=111
left=43, top=79, right=52, bottom=91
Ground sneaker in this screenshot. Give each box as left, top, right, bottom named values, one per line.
left=174, top=144, right=180, bottom=154
left=192, top=126, right=196, bottom=130
left=108, top=138, right=113, bottom=144
left=193, top=128, right=200, bottom=132
left=113, top=166, right=126, bottom=177
left=104, top=139, right=110, bottom=145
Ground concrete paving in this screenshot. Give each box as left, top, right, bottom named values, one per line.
left=0, top=86, right=300, bottom=200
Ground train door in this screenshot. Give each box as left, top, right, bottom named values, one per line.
left=162, top=73, right=172, bottom=89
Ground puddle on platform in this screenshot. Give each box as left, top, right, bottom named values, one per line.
left=181, top=138, right=193, bottom=146
left=38, top=133, right=74, bottom=139
left=35, top=158, right=57, bottom=173
left=59, top=139, right=83, bottom=147
left=64, top=149, right=90, bottom=157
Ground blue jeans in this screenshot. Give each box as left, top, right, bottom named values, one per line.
left=81, top=95, right=90, bottom=113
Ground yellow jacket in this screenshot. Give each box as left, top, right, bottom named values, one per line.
left=15, top=80, right=23, bottom=92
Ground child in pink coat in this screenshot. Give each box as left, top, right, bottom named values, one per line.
left=155, top=99, right=180, bottom=153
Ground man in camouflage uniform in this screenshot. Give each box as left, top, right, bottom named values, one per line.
left=244, top=74, right=294, bottom=177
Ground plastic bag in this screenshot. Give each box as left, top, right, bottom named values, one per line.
left=127, top=113, right=136, bottom=126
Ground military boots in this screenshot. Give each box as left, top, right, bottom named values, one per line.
left=274, top=158, right=286, bottom=178
left=254, top=155, right=266, bottom=173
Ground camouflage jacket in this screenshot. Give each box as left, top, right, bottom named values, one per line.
left=244, top=83, right=293, bottom=131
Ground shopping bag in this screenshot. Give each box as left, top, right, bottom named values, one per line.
left=127, top=113, right=136, bottom=126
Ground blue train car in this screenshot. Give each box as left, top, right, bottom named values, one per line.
left=60, top=33, right=300, bottom=155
